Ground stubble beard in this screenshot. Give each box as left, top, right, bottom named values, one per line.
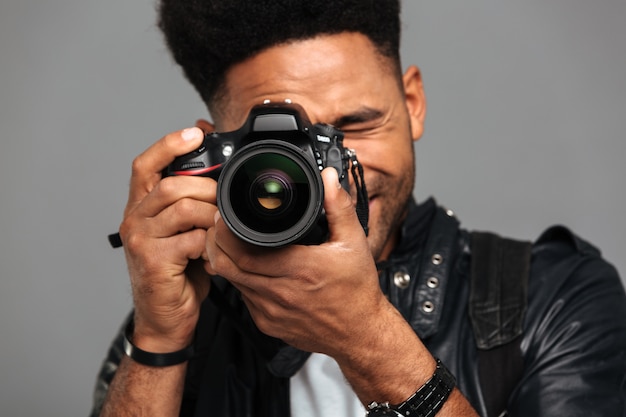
left=366, top=160, right=416, bottom=262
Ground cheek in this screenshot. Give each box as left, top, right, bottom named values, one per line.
left=351, top=141, right=415, bottom=180
left=344, top=126, right=415, bottom=175
left=345, top=140, right=388, bottom=173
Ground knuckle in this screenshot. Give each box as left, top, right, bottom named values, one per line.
left=184, top=229, right=208, bottom=259
left=123, top=234, right=164, bottom=284
left=120, top=223, right=159, bottom=270
left=210, top=254, right=231, bottom=277
left=173, top=197, right=197, bottom=219
left=251, top=314, right=272, bottom=334
left=233, top=252, right=256, bottom=272
left=131, top=154, right=148, bottom=176
left=123, top=229, right=146, bottom=256
left=274, top=290, right=298, bottom=311
left=257, top=306, right=280, bottom=330
left=119, top=219, right=138, bottom=247
left=156, top=176, right=179, bottom=196
left=187, top=227, right=207, bottom=242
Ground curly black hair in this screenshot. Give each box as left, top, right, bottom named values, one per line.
left=158, top=0, right=401, bottom=113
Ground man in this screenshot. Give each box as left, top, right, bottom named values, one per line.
left=91, top=1, right=626, bottom=416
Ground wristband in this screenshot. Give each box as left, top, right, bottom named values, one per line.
left=123, top=318, right=195, bottom=367
left=367, top=358, right=456, bottom=417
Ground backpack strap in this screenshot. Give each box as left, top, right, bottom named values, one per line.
left=469, top=231, right=531, bottom=417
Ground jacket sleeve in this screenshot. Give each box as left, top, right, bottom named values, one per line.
left=88, top=312, right=131, bottom=417
left=510, top=226, right=626, bottom=417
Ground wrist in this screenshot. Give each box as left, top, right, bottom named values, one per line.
left=123, top=317, right=195, bottom=367
left=337, top=300, right=435, bottom=404
left=366, top=359, right=456, bottom=417
left=131, top=311, right=197, bottom=353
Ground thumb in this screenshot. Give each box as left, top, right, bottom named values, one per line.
left=321, top=168, right=364, bottom=243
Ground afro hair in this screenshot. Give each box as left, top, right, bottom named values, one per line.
left=158, top=0, right=402, bottom=111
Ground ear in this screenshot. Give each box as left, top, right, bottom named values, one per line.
left=195, top=118, right=215, bottom=134
left=402, top=65, right=427, bottom=142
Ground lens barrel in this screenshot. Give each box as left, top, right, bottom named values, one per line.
left=217, top=140, right=325, bottom=247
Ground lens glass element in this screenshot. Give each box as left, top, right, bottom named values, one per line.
left=251, top=171, right=291, bottom=211
left=229, top=153, right=310, bottom=234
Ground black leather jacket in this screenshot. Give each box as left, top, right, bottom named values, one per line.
left=91, top=199, right=626, bottom=417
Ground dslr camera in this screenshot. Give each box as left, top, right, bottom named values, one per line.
left=164, top=103, right=367, bottom=247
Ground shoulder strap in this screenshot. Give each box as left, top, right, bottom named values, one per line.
left=469, top=231, right=531, bottom=417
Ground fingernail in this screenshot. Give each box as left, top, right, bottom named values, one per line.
left=181, top=127, right=201, bottom=141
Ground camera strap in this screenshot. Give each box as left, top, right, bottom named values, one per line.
left=349, top=152, right=369, bottom=236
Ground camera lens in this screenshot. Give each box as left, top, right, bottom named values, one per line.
left=234, top=155, right=304, bottom=234
left=250, top=170, right=293, bottom=213
left=217, top=140, right=324, bottom=247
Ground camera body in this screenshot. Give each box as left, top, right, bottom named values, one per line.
left=164, top=103, right=355, bottom=247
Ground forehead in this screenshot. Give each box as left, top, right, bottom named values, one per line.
left=215, top=32, right=402, bottom=129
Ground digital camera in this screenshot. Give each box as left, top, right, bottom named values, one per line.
left=164, top=103, right=365, bottom=247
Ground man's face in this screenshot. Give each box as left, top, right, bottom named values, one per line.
left=214, top=32, right=426, bottom=261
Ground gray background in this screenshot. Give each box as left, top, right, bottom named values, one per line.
left=0, top=0, right=624, bottom=415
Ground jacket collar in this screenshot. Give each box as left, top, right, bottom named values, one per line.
left=379, top=197, right=461, bottom=339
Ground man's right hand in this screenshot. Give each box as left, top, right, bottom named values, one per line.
left=118, top=126, right=216, bottom=353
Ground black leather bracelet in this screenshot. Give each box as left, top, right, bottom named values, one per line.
left=122, top=318, right=195, bottom=367
left=367, top=358, right=456, bottom=417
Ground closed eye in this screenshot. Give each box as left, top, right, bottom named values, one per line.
left=330, top=107, right=385, bottom=131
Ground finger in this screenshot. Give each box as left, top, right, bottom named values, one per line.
left=127, top=227, right=209, bottom=333
left=321, top=167, right=365, bottom=243
left=126, top=227, right=208, bottom=290
left=164, top=228, right=209, bottom=274
left=132, top=175, right=217, bottom=220
left=206, top=211, right=286, bottom=280
left=126, top=127, right=204, bottom=215
left=144, top=199, right=218, bottom=239
left=119, top=176, right=217, bottom=249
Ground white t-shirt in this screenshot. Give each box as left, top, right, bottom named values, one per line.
left=290, top=353, right=364, bottom=416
